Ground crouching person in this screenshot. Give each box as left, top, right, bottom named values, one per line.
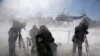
left=72, top=18, right=89, bottom=56
left=36, top=25, right=54, bottom=56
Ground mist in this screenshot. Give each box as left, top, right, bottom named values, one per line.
left=0, top=19, right=100, bottom=56
left=0, top=0, right=73, bottom=22
left=0, top=0, right=100, bottom=56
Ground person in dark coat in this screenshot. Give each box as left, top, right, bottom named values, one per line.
left=8, top=19, right=26, bottom=56
left=72, top=18, right=89, bottom=56
left=36, top=25, right=54, bottom=56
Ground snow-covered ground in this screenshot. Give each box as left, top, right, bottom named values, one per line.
left=0, top=20, right=100, bottom=56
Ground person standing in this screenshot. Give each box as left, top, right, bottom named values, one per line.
left=72, top=18, right=89, bottom=56
left=8, top=19, right=26, bottom=56
left=29, top=25, right=38, bottom=56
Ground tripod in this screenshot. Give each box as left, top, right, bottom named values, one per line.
left=84, top=35, right=90, bottom=56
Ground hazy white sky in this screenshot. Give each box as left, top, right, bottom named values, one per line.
left=0, top=0, right=72, bottom=19
left=0, top=0, right=100, bottom=20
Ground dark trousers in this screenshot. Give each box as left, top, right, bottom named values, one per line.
left=72, top=42, right=82, bottom=56
left=8, top=31, right=18, bottom=56
left=9, top=41, right=16, bottom=56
